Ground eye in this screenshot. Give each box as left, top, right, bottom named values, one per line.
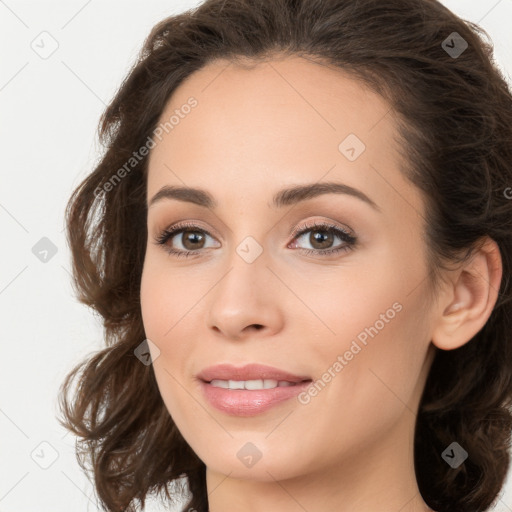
left=153, top=221, right=219, bottom=259
left=288, top=220, right=357, bottom=257
left=153, top=219, right=357, bottom=259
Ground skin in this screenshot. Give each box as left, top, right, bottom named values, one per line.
left=140, top=55, right=502, bottom=512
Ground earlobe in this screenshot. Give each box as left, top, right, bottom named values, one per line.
left=431, top=237, right=502, bottom=351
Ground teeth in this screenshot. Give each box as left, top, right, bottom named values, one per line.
left=209, top=379, right=297, bottom=390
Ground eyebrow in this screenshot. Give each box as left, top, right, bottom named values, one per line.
left=148, top=181, right=381, bottom=212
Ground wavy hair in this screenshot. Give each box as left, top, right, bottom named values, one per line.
left=57, top=0, right=512, bottom=511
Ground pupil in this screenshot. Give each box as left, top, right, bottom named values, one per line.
left=311, top=230, right=332, bottom=249
left=183, top=231, right=204, bottom=250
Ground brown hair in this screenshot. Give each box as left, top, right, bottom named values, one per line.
left=58, top=1, right=512, bottom=511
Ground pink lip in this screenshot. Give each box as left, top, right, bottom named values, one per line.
left=196, top=363, right=312, bottom=417
left=199, top=381, right=312, bottom=416
left=197, top=363, right=311, bottom=383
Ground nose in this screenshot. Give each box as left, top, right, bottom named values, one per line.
left=206, top=254, right=284, bottom=342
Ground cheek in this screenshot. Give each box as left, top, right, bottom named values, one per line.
left=297, top=247, right=431, bottom=401
left=140, top=257, right=198, bottom=343
left=140, top=269, right=193, bottom=426
left=140, top=259, right=207, bottom=384
left=288, top=260, right=404, bottom=355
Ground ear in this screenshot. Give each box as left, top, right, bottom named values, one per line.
left=431, top=237, right=503, bottom=351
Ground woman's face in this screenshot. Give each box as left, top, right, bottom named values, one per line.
left=141, top=56, right=438, bottom=482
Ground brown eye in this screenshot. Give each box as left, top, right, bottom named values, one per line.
left=290, top=221, right=356, bottom=256
left=154, top=220, right=356, bottom=259
left=306, top=229, right=335, bottom=250
left=154, top=222, right=220, bottom=258
left=178, top=230, right=206, bottom=250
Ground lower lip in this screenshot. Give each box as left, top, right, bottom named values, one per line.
left=200, top=380, right=312, bottom=416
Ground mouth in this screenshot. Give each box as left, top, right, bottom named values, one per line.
left=196, top=363, right=313, bottom=416
left=203, top=378, right=310, bottom=390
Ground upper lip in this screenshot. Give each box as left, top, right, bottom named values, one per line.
left=197, top=363, right=311, bottom=383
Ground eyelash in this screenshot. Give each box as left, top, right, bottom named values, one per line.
left=153, top=220, right=357, bottom=259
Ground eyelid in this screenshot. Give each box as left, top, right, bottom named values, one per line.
left=159, top=219, right=221, bottom=239
left=288, top=217, right=355, bottom=240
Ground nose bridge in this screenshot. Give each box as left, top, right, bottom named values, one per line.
left=221, top=205, right=272, bottom=272
left=218, top=231, right=270, bottom=301
left=205, top=230, right=284, bottom=338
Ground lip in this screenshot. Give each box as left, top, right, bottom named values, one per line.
left=197, top=363, right=311, bottom=383
left=197, top=363, right=312, bottom=417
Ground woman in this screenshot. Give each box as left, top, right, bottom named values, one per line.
left=58, top=1, right=512, bottom=511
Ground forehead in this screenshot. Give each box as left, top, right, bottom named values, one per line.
left=150, top=55, right=394, bottom=156
left=145, top=55, right=418, bottom=220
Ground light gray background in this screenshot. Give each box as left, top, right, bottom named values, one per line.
left=1, top=1, right=511, bottom=511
